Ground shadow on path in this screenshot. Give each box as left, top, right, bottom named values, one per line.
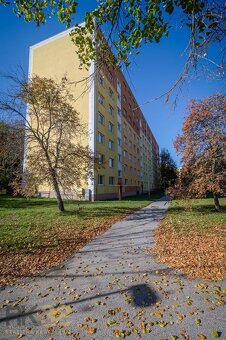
left=0, top=284, right=159, bottom=325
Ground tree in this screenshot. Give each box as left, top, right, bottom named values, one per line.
left=0, top=121, right=24, bottom=193
left=0, top=75, right=94, bottom=212
left=174, top=93, right=226, bottom=211
left=0, top=1, right=225, bottom=94
left=160, top=148, right=177, bottom=189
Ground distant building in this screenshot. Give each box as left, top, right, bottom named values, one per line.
left=28, top=26, right=160, bottom=200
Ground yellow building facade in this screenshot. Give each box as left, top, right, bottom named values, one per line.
left=29, top=28, right=160, bottom=200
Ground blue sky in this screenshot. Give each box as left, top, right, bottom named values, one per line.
left=0, top=1, right=224, bottom=165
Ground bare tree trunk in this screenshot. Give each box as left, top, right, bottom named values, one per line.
left=44, top=151, right=65, bottom=212
left=213, top=192, right=220, bottom=212
left=51, top=173, right=64, bottom=212
left=53, top=180, right=65, bottom=212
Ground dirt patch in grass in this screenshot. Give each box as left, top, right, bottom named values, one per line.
left=154, top=198, right=226, bottom=280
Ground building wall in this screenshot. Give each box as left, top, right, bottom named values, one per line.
left=28, top=28, right=160, bottom=200
left=94, top=71, right=119, bottom=199
left=29, top=29, right=90, bottom=197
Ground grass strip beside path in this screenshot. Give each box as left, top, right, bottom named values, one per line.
left=0, top=193, right=162, bottom=286
left=154, top=198, right=226, bottom=280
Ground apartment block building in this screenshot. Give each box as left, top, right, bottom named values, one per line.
left=29, top=27, right=160, bottom=200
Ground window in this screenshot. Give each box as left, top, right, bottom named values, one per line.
left=124, top=135, right=127, bottom=144
left=98, top=175, right=104, bottom=185
left=109, top=158, right=114, bottom=168
left=128, top=116, right=131, bottom=124
left=129, top=141, right=132, bottom=149
left=123, top=95, right=126, bottom=103
left=124, top=164, right=128, bottom=172
left=118, top=138, right=121, bottom=146
left=117, top=107, right=121, bottom=116
left=109, top=176, right=114, bottom=185
left=117, top=93, right=121, bottom=101
left=109, top=87, right=113, bottom=97
left=108, top=139, right=114, bottom=150
left=123, top=150, right=127, bottom=158
left=98, top=132, right=104, bottom=144
left=97, top=153, right=104, bottom=164
left=123, top=109, right=127, bottom=117
left=117, top=122, right=121, bottom=132
left=98, top=112, right=104, bottom=125
left=108, top=121, right=113, bottom=132
left=123, top=122, right=127, bottom=130
left=125, top=178, right=128, bottom=185
left=118, top=154, right=122, bottom=163
left=129, top=154, right=132, bottom=161
left=109, top=105, right=114, bottom=115
left=99, top=75, right=104, bottom=86
left=118, top=170, right=122, bottom=177
left=98, top=93, right=104, bottom=105
left=108, top=71, right=113, bottom=82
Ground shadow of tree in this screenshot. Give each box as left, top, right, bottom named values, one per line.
left=129, top=284, right=158, bottom=307
left=0, top=284, right=159, bottom=325
left=167, top=203, right=226, bottom=215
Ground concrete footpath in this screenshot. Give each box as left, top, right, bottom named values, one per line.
left=0, top=197, right=225, bottom=339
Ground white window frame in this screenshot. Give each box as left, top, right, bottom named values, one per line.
left=108, top=121, right=113, bottom=132
left=109, top=105, right=114, bottom=115
left=108, top=139, right=114, bottom=150
left=98, top=132, right=104, bottom=144
left=109, top=158, right=114, bottom=168
left=97, top=153, right=104, bottom=164
left=98, top=93, right=104, bottom=105
left=98, top=112, right=104, bottom=125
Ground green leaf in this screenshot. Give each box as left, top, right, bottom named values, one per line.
left=212, top=330, right=221, bottom=338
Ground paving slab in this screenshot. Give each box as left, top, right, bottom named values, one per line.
left=0, top=197, right=225, bottom=339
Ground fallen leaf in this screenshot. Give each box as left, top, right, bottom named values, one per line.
left=212, top=330, right=221, bottom=338
left=87, top=327, right=96, bottom=334
left=195, top=318, right=202, bottom=325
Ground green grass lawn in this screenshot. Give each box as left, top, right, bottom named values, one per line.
left=0, top=192, right=163, bottom=284
left=0, top=192, right=162, bottom=251
left=161, top=197, right=226, bottom=233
